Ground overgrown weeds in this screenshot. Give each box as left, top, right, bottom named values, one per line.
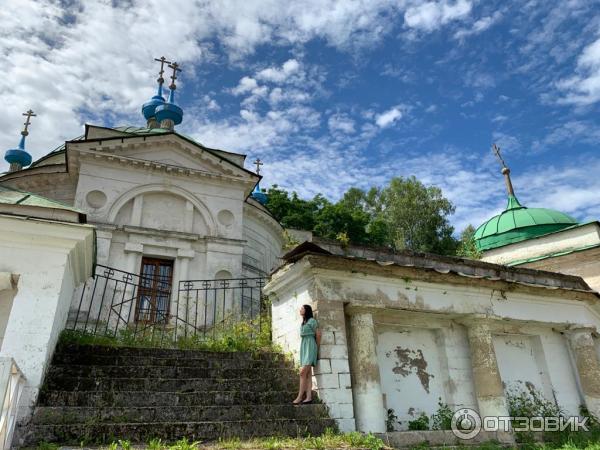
left=59, top=315, right=278, bottom=354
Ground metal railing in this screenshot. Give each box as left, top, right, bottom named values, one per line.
left=68, top=264, right=268, bottom=345
left=0, top=358, right=25, bottom=450
left=176, top=278, right=267, bottom=339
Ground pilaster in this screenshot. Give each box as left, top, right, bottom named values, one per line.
left=566, top=327, right=600, bottom=417
left=346, top=308, right=386, bottom=433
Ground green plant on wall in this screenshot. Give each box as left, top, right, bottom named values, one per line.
left=386, top=408, right=398, bottom=432
left=431, top=398, right=453, bottom=430
left=407, top=412, right=430, bottom=430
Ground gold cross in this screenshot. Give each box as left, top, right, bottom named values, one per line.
left=253, top=158, right=263, bottom=175
left=154, top=56, right=171, bottom=83
left=168, top=62, right=182, bottom=90
left=21, top=109, right=36, bottom=136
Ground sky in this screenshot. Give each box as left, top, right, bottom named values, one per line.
left=1, top=0, right=600, bottom=233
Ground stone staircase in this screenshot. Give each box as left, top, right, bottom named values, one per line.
left=21, top=343, right=334, bottom=446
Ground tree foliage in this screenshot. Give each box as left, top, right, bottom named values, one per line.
left=265, top=176, right=463, bottom=256
left=456, top=224, right=482, bottom=259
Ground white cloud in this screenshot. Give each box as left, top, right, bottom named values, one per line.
left=232, top=77, right=259, bottom=95
left=556, top=37, right=600, bottom=105
left=328, top=113, right=356, bottom=134
left=404, top=0, right=472, bottom=32
left=256, top=59, right=301, bottom=83
left=375, top=106, right=404, bottom=128
left=454, top=11, right=502, bottom=40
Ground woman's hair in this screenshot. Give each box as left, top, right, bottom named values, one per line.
left=302, top=304, right=314, bottom=324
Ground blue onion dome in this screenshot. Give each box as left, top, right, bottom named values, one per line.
left=155, top=100, right=183, bottom=125
left=142, top=91, right=165, bottom=121
left=5, top=110, right=35, bottom=171
left=5, top=146, right=32, bottom=168
left=251, top=183, right=268, bottom=205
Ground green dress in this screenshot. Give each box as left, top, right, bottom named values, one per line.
left=300, top=318, right=318, bottom=367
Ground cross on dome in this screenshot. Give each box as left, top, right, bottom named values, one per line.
left=253, top=158, right=263, bottom=175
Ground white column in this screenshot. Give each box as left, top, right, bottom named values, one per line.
left=567, top=327, right=600, bottom=417
left=171, top=250, right=195, bottom=323
left=464, top=318, right=510, bottom=418
left=348, top=311, right=386, bottom=432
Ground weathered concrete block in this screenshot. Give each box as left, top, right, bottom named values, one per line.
left=318, top=344, right=348, bottom=359
left=320, top=331, right=335, bottom=345
left=316, top=373, right=340, bottom=389
left=327, top=402, right=355, bottom=419
left=314, top=359, right=332, bottom=375
left=335, top=418, right=356, bottom=432
left=317, top=387, right=354, bottom=405
left=333, top=330, right=347, bottom=345
left=330, top=358, right=350, bottom=374
left=338, top=373, right=352, bottom=389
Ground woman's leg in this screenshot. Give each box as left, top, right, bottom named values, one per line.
left=293, top=367, right=308, bottom=403
left=303, top=366, right=313, bottom=401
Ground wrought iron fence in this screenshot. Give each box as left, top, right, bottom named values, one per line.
left=68, top=264, right=268, bottom=345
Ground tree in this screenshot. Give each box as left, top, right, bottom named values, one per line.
left=265, top=177, right=459, bottom=256
left=265, top=185, right=325, bottom=231
left=456, top=225, right=481, bottom=259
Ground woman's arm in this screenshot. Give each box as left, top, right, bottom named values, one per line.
left=315, top=328, right=322, bottom=346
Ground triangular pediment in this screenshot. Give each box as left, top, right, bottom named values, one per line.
left=67, top=132, right=257, bottom=182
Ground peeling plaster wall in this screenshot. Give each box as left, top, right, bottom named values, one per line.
left=494, top=330, right=583, bottom=416
left=265, top=257, right=600, bottom=433
left=378, top=326, right=447, bottom=429
left=377, top=320, right=478, bottom=430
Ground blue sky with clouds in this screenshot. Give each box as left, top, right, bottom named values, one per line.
left=1, top=0, right=600, bottom=232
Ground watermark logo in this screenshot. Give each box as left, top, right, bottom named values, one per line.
left=450, top=408, right=589, bottom=440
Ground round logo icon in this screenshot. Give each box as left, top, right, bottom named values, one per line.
left=451, top=408, right=482, bottom=440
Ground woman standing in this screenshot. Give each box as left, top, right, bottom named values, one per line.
left=292, top=304, right=321, bottom=405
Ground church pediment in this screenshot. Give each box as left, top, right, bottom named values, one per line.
left=66, top=133, right=257, bottom=184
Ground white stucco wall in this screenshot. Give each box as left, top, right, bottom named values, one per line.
left=482, top=222, right=600, bottom=266
left=242, top=203, right=284, bottom=277
left=0, top=215, right=94, bottom=421
left=265, top=255, right=600, bottom=433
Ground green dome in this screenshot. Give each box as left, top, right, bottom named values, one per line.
left=474, top=195, right=578, bottom=251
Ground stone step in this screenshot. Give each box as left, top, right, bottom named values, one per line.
left=51, top=353, right=294, bottom=369
left=47, top=364, right=298, bottom=380
left=32, top=404, right=329, bottom=425
left=55, top=344, right=288, bottom=362
left=43, top=376, right=297, bottom=393
left=38, top=389, right=305, bottom=407
left=23, top=418, right=336, bottom=445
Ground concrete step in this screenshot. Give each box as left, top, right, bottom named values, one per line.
left=43, top=376, right=297, bottom=392
left=32, top=404, right=329, bottom=424
left=23, top=418, right=336, bottom=445
left=37, top=389, right=304, bottom=407
left=55, top=344, right=288, bottom=362
left=51, top=353, right=294, bottom=369
left=46, top=364, right=298, bottom=380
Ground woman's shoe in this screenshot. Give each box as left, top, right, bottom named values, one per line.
left=301, top=399, right=313, bottom=405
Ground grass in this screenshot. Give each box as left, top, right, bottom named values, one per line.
left=59, top=315, right=279, bottom=354
left=35, top=430, right=387, bottom=450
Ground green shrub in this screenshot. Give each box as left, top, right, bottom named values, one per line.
left=431, top=398, right=453, bottom=430
left=408, top=412, right=430, bottom=430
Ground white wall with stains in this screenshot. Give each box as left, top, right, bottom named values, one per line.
left=265, top=254, right=600, bottom=433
